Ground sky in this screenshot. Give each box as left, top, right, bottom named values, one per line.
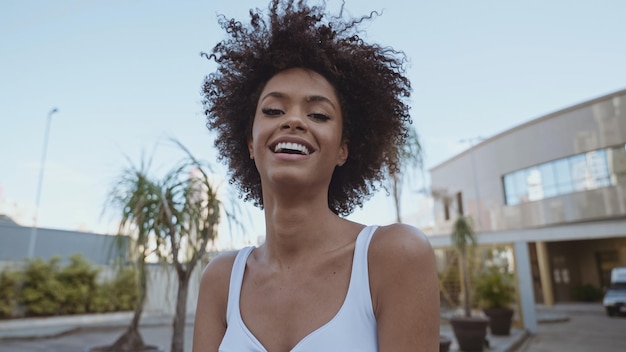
left=1, top=0, right=625, bottom=248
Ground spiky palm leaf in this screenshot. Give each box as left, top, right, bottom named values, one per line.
left=451, top=216, right=477, bottom=317
left=390, top=126, right=423, bottom=223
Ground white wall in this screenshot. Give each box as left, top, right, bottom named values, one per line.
left=144, top=263, right=204, bottom=317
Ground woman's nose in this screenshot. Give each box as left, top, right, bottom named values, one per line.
left=281, top=114, right=307, bottom=131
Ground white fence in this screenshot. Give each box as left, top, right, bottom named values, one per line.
left=144, top=263, right=204, bottom=316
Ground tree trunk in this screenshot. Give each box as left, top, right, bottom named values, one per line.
left=108, top=259, right=148, bottom=351
left=107, top=325, right=145, bottom=352
left=460, top=253, right=471, bottom=317
left=171, top=273, right=190, bottom=352
left=392, top=174, right=402, bottom=223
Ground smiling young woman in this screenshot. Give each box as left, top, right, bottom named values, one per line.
left=193, top=1, right=439, bottom=351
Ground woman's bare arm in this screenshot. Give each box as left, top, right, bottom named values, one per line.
left=192, top=251, right=237, bottom=352
left=369, top=224, right=440, bottom=352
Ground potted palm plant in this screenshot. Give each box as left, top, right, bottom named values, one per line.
left=475, top=265, right=515, bottom=336
left=449, top=216, right=489, bottom=352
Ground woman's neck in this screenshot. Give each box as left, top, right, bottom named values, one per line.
left=258, top=198, right=352, bottom=267
left=265, top=199, right=335, bottom=239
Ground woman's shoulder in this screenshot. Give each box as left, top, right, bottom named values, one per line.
left=369, top=223, right=433, bottom=262
left=199, top=249, right=242, bottom=290
left=367, top=223, right=436, bottom=288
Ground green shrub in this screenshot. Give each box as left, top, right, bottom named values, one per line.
left=572, top=284, right=602, bottom=302
left=57, top=254, right=100, bottom=314
left=0, top=268, right=21, bottom=318
left=2, top=255, right=138, bottom=318
left=475, top=266, right=515, bottom=309
left=20, top=257, right=66, bottom=316
left=91, top=265, right=138, bottom=313
left=90, top=283, right=114, bottom=313
left=109, top=266, right=139, bottom=311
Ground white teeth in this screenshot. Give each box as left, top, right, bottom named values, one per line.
left=274, top=142, right=310, bottom=155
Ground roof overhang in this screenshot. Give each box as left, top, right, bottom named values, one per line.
left=428, top=218, right=626, bottom=248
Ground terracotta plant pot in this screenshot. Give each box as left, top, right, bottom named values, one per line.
left=483, top=307, right=514, bottom=336
left=449, top=316, right=489, bottom=352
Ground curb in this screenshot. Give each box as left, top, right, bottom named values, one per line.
left=504, top=330, right=528, bottom=352
left=536, top=310, right=570, bottom=324
left=0, top=313, right=194, bottom=341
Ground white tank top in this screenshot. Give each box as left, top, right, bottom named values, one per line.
left=218, top=225, right=379, bottom=352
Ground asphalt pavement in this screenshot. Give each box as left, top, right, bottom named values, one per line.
left=517, top=303, right=626, bottom=352
left=0, top=313, right=194, bottom=352
left=0, top=303, right=621, bottom=352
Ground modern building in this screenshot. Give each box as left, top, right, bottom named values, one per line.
left=428, top=88, right=626, bottom=331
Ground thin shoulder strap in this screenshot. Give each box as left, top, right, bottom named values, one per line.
left=349, top=225, right=379, bottom=306
left=225, top=246, right=255, bottom=323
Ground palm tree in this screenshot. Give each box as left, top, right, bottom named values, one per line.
left=102, top=158, right=162, bottom=352
left=154, top=141, right=241, bottom=352
left=451, top=215, right=477, bottom=317
left=105, top=140, right=241, bottom=352
left=390, top=126, right=423, bottom=223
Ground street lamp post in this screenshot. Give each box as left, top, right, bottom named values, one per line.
left=27, top=108, right=58, bottom=259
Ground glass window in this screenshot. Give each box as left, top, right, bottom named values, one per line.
left=526, top=168, right=543, bottom=201
left=586, top=149, right=610, bottom=188
left=507, top=194, right=520, bottom=206
left=503, top=174, right=517, bottom=205
left=569, top=154, right=588, bottom=191
left=502, top=147, right=615, bottom=206
left=553, top=158, right=573, bottom=195
left=539, top=163, right=557, bottom=198
left=513, top=170, right=528, bottom=203
left=608, top=144, right=626, bottom=182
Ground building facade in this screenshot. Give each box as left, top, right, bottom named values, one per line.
left=428, top=89, right=626, bottom=328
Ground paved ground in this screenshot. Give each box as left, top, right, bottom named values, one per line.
left=1, top=303, right=622, bottom=352
left=0, top=314, right=196, bottom=352
left=516, top=304, right=626, bottom=352
left=0, top=324, right=194, bottom=352
left=440, top=322, right=526, bottom=352
left=1, top=313, right=524, bottom=352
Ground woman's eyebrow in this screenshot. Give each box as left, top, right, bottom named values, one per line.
left=306, top=95, right=337, bottom=110
left=260, top=92, right=337, bottom=110
left=260, top=91, right=286, bottom=102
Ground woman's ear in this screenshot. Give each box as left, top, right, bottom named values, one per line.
left=248, top=138, right=254, bottom=160
left=337, top=141, right=348, bottom=166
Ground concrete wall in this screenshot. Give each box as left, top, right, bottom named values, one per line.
left=0, top=223, right=127, bottom=265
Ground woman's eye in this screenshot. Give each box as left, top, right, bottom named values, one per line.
left=262, top=108, right=283, bottom=116
left=310, top=113, right=330, bottom=121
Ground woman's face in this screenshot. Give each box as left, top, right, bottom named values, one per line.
left=248, top=68, right=348, bottom=190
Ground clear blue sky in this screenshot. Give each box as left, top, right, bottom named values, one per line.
left=1, top=0, right=625, bottom=245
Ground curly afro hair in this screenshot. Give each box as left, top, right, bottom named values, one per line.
left=202, top=0, right=412, bottom=216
